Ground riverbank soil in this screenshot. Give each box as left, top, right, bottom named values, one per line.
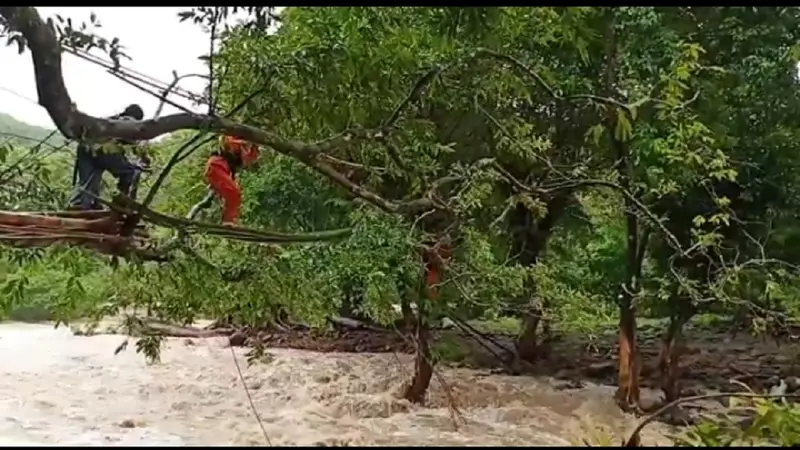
left=219, top=319, right=800, bottom=400
left=232, top=327, right=416, bottom=354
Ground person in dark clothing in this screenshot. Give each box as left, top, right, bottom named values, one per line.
left=68, top=104, right=151, bottom=210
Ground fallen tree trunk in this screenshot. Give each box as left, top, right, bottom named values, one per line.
left=0, top=208, right=169, bottom=261
left=138, top=320, right=234, bottom=338
left=327, top=315, right=388, bottom=333
left=0, top=211, right=119, bottom=233
left=14, top=209, right=117, bottom=220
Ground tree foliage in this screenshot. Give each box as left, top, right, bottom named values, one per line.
left=2, top=6, right=800, bottom=444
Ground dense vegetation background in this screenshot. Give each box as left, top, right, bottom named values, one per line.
left=1, top=6, right=799, bottom=445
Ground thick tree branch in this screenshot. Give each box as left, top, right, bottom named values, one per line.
left=107, top=195, right=353, bottom=244
left=66, top=47, right=204, bottom=107
left=153, top=71, right=209, bottom=120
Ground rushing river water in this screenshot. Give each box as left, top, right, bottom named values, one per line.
left=0, top=322, right=673, bottom=446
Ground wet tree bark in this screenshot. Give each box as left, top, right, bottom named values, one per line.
left=598, top=9, right=646, bottom=412
left=658, top=316, right=685, bottom=402
left=509, top=196, right=571, bottom=363
left=616, top=300, right=640, bottom=409
left=615, top=204, right=649, bottom=411
left=658, top=296, right=695, bottom=402
left=516, top=303, right=544, bottom=363
left=401, top=208, right=451, bottom=404
left=403, top=281, right=432, bottom=404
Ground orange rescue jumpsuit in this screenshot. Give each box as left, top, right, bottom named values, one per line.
left=204, top=136, right=259, bottom=224
left=423, top=241, right=452, bottom=299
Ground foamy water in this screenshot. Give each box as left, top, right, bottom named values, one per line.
left=0, top=322, right=672, bottom=446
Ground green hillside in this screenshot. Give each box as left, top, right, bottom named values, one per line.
left=0, top=112, right=70, bottom=149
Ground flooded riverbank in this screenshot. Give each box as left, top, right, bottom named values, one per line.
left=0, top=322, right=673, bottom=446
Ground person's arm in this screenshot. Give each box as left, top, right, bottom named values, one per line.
left=117, top=138, right=139, bottom=146
left=112, top=114, right=142, bottom=147
left=76, top=140, right=93, bottom=154
left=132, top=142, right=153, bottom=168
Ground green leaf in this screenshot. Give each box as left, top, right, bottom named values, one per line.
left=613, top=110, right=633, bottom=142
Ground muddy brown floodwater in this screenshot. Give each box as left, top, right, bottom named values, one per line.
left=0, top=322, right=674, bottom=446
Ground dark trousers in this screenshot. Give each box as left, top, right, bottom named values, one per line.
left=68, top=145, right=142, bottom=210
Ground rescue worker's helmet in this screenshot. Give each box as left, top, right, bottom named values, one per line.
left=221, top=135, right=260, bottom=167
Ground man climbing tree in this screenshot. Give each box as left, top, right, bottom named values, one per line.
left=204, top=135, right=260, bottom=225
left=67, top=104, right=151, bottom=210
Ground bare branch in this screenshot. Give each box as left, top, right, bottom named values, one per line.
left=382, top=65, right=442, bottom=128
left=206, top=7, right=219, bottom=116
left=153, top=71, right=209, bottom=120
left=66, top=47, right=203, bottom=105
left=623, top=392, right=800, bottom=447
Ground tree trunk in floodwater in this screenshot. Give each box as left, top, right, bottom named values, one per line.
left=403, top=295, right=432, bottom=404
left=657, top=318, right=683, bottom=403
left=599, top=8, right=647, bottom=412
left=658, top=299, right=695, bottom=403
left=616, top=301, right=641, bottom=410
left=615, top=197, right=648, bottom=411
left=516, top=303, right=543, bottom=363
left=508, top=196, right=570, bottom=363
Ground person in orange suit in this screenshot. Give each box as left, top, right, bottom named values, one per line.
left=422, top=239, right=453, bottom=300
left=205, top=135, right=260, bottom=225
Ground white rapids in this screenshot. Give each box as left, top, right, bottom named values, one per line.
left=0, top=322, right=672, bottom=446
